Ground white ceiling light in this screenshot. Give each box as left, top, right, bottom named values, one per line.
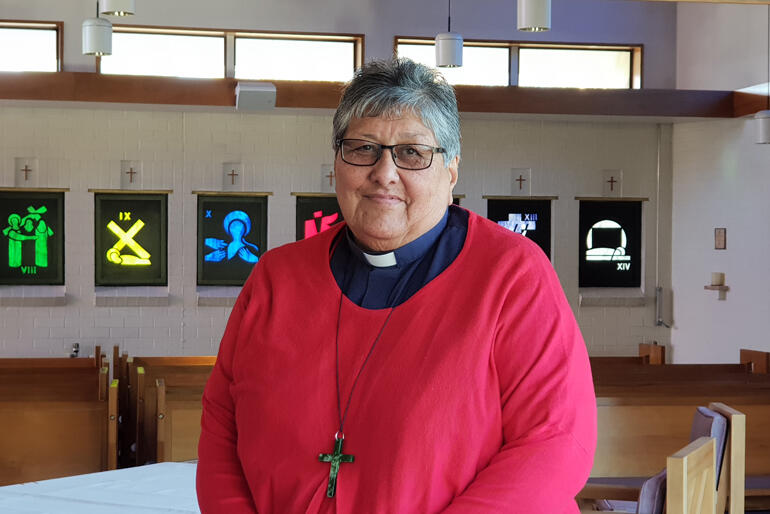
left=518, top=0, right=551, bottom=32
left=82, top=3, right=112, bottom=56
left=100, top=0, right=135, bottom=16
left=435, top=0, right=462, bottom=68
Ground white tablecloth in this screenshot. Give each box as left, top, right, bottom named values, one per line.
left=0, top=462, right=200, bottom=513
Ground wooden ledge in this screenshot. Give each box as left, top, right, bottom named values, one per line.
left=0, top=72, right=342, bottom=109
left=0, top=187, right=70, bottom=192
left=575, top=196, right=650, bottom=202
left=191, top=190, right=273, bottom=197
left=87, top=188, right=172, bottom=194
left=290, top=192, right=336, bottom=197
left=483, top=195, right=558, bottom=200
left=455, top=85, right=737, bottom=118
left=0, top=71, right=765, bottom=118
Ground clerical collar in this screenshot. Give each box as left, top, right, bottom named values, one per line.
left=345, top=209, right=449, bottom=269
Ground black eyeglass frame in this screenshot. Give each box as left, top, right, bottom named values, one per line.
left=335, top=138, right=447, bottom=171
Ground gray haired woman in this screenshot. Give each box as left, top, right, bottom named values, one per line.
left=197, top=58, right=596, bottom=514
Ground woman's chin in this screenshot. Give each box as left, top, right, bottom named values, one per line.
left=353, top=228, right=407, bottom=252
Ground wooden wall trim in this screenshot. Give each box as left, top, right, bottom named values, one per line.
left=0, top=71, right=757, bottom=118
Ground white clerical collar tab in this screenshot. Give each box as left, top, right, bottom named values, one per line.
left=363, top=251, right=397, bottom=267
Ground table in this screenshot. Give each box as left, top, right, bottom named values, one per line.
left=0, top=462, right=199, bottom=513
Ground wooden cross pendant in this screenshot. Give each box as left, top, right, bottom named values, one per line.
left=318, top=435, right=354, bottom=498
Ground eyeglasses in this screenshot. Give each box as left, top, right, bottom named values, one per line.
left=336, top=138, right=446, bottom=171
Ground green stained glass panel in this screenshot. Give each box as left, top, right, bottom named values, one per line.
left=0, top=192, right=64, bottom=285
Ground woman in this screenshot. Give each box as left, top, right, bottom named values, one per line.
left=197, top=58, right=596, bottom=513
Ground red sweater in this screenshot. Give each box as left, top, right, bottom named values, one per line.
left=197, top=211, right=596, bottom=513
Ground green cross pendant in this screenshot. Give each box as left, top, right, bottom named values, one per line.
left=318, top=436, right=355, bottom=498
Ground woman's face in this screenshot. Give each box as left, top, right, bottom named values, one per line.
left=334, top=114, right=458, bottom=252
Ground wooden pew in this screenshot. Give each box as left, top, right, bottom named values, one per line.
left=639, top=342, right=666, bottom=365
left=590, top=355, right=650, bottom=366
left=155, top=378, right=206, bottom=463
left=129, top=356, right=215, bottom=465
left=0, top=346, right=103, bottom=371
left=0, top=363, right=117, bottom=485
left=115, top=349, right=133, bottom=468
left=592, top=363, right=755, bottom=387
left=741, top=348, right=770, bottom=373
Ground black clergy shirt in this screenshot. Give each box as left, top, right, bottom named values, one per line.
left=330, top=205, right=468, bottom=309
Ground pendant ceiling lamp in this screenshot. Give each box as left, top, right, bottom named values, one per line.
left=518, top=0, right=551, bottom=32
left=756, top=6, right=770, bottom=144
left=435, top=0, right=462, bottom=68
left=100, top=0, right=135, bottom=16
left=82, top=2, right=112, bottom=56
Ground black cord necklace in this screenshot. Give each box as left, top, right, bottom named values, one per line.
left=318, top=232, right=412, bottom=499
left=317, top=293, right=395, bottom=498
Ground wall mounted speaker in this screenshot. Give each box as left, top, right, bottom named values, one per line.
left=235, top=82, right=277, bottom=111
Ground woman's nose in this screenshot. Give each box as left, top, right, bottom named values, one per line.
left=368, top=148, right=400, bottom=185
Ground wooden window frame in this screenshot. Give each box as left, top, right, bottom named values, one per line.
left=0, top=20, right=63, bottom=72
left=234, top=30, right=364, bottom=76
left=518, top=43, right=643, bottom=89
left=97, top=25, right=364, bottom=81
left=394, top=36, right=643, bottom=89
left=97, top=25, right=228, bottom=77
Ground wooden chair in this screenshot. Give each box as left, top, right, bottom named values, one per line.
left=579, top=404, right=739, bottom=513
left=667, top=436, right=716, bottom=514
left=0, top=363, right=117, bottom=485
left=709, top=402, right=745, bottom=514
left=578, top=437, right=716, bottom=514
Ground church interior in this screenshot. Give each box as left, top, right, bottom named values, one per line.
left=0, top=0, right=769, bottom=512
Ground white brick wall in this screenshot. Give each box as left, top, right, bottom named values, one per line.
left=0, top=105, right=672, bottom=358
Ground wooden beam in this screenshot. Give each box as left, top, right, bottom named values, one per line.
left=455, top=85, right=735, bottom=117
left=734, top=91, right=770, bottom=117
left=0, top=71, right=754, bottom=118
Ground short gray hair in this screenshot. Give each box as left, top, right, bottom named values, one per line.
left=332, top=58, right=461, bottom=165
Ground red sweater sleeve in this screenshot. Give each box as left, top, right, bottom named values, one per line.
left=444, top=242, right=597, bottom=514
left=196, top=279, right=258, bottom=514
